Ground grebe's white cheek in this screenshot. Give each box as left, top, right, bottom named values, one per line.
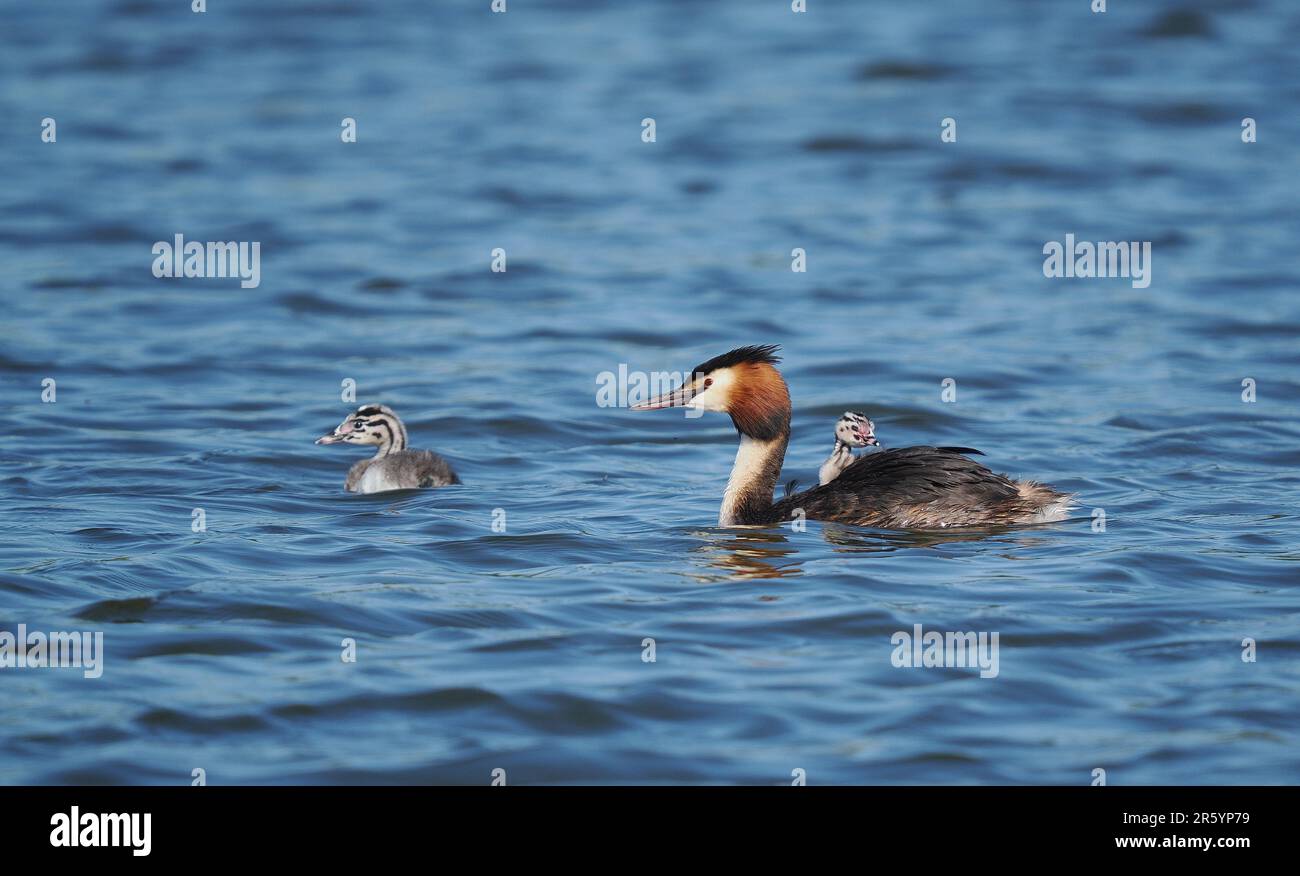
left=688, top=389, right=726, bottom=413
left=690, top=368, right=736, bottom=413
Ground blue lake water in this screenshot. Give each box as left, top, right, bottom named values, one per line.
left=1, top=0, right=1298, bottom=784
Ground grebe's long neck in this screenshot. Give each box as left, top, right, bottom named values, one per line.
left=819, top=441, right=852, bottom=486
left=369, top=413, right=407, bottom=459
left=719, top=432, right=789, bottom=526
left=714, top=363, right=793, bottom=526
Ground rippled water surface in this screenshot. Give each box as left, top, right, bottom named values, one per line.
left=2, top=0, right=1299, bottom=784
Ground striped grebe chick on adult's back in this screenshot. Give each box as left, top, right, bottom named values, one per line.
left=631, top=345, right=1072, bottom=529
left=819, top=411, right=879, bottom=486
left=315, top=404, right=459, bottom=494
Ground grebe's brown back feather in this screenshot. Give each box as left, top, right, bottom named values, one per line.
left=762, top=446, right=1058, bottom=529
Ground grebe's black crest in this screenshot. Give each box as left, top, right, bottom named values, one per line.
left=692, top=344, right=782, bottom=377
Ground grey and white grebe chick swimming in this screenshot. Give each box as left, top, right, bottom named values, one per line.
left=819, top=411, right=879, bottom=486
left=631, top=345, right=1072, bottom=529
left=315, top=404, right=459, bottom=494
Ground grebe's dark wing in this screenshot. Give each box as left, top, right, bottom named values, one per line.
left=767, top=446, right=1017, bottom=523
left=935, top=447, right=984, bottom=456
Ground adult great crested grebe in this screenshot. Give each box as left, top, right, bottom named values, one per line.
left=631, top=345, right=1072, bottom=528
left=315, top=404, right=459, bottom=494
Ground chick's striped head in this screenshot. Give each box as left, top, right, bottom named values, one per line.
left=835, top=411, right=878, bottom=448
left=315, top=404, right=408, bottom=452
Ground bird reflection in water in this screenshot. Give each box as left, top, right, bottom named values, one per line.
left=687, top=528, right=803, bottom=581
left=817, top=522, right=1049, bottom=552
left=688, top=522, right=1061, bottom=580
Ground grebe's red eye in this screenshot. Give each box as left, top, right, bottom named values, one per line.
left=703, top=378, right=713, bottom=388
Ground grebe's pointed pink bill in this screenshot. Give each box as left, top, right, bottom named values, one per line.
left=630, top=382, right=698, bottom=411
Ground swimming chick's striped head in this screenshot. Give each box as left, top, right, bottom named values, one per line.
left=315, top=404, right=408, bottom=456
